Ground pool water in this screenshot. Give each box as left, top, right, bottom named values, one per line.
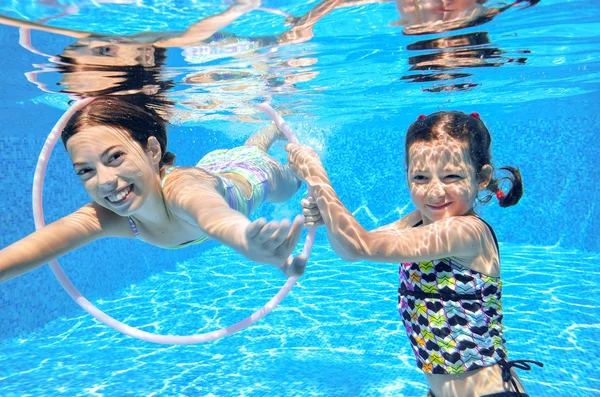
left=1, top=244, right=599, bottom=396
left=1, top=0, right=599, bottom=396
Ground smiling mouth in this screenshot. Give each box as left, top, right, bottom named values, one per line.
left=427, top=202, right=452, bottom=210
left=106, top=184, right=134, bottom=205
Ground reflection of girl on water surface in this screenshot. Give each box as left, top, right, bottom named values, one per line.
left=0, top=0, right=344, bottom=67
left=321, top=0, right=539, bottom=35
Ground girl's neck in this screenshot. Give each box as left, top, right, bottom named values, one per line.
left=128, top=174, right=171, bottom=226
left=420, top=208, right=477, bottom=225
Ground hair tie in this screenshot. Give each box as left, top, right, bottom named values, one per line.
left=470, top=112, right=480, bottom=119
left=496, top=190, right=505, bottom=200
left=417, top=114, right=427, bottom=120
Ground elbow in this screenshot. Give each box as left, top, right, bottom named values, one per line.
left=0, top=267, right=11, bottom=284
left=333, top=240, right=368, bottom=262
left=332, top=246, right=358, bottom=262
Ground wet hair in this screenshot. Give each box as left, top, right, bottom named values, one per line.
left=55, top=46, right=171, bottom=97
left=61, top=95, right=176, bottom=167
left=405, top=111, right=522, bottom=208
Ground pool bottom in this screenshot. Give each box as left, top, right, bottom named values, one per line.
left=0, top=244, right=598, bottom=397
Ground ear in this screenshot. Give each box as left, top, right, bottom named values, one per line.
left=145, top=136, right=162, bottom=165
left=477, top=164, right=493, bottom=190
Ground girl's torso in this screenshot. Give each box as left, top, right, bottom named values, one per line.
left=426, top=364, right=525, bottom=397
left=400, top=217, right=525, bottom=396
left=125, top=166, right=241, bottom=249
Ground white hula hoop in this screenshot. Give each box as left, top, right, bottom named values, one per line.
left=32, top=98, right=315, bottom=344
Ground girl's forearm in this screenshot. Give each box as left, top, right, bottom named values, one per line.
left=309, top=179, right=370, bottom=259
left=0, top=206, right=109, bottom=283
left=0, top=226, right=90, bottom=283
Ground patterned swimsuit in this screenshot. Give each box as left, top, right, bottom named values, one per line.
left=399, top=219, right=506, bottom=374
left=399, top=218, right=542, bottom=396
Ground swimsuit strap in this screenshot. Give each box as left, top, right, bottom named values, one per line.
left=414, top=216, right=500, bottom=253
left=161, top=166, right=177, bottom=189
left=499, top=358, right=544, bottom=393
left=126, top=166, right=175, bottom=242
left=128, top=216, right=140, bottom=239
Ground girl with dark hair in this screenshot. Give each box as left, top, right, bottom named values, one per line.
left=0, top=97, right=305, bottom=283
left=285, top=111, right=542, bottom=397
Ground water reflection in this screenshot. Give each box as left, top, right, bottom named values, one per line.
left=0, top=0, right=542, bottom=103
left=393, top=0, right=538, bottom=91
left=1, top=0, right=344, bottom=121
left=402, top=31, right=530, bottom=91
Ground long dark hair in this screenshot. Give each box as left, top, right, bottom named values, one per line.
left=61, top=95, right=176, bottom=167
left=405, top=111, right=522, bottom=208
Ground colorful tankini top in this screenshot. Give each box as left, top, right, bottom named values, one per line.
left=398, top=219, right=507, bottom=375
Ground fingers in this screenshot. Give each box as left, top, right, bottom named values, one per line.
left=301, top=197, right=317, bottom=208
left=285, top=255, right=307, bottom=277
left=254, top=220, right=284, bottom=244
left=301, top=196, right=322, bottom=227
left=245, top=218, right=267, bottom=239
left=286, top=215, right=304, bottom=247
left=261, top=219, right=292, bottom=249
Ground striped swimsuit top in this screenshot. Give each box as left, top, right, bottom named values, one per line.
left=398, top=218, right=507, bottom=375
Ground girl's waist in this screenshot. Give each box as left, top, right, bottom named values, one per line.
left=425, top=363, right=523, bottom=397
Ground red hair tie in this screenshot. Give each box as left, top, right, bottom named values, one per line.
left=496, top=190, right=505, bottom=200
left=417, top=114, right=427, bottom=120
left=470, top=112, right=480, bottom=119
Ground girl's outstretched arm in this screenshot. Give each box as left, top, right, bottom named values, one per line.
left=0, top=203, right=128, bottom=283
left=302, top=196, right=421, bottom=261
left=286, top=144, right=497, bottom=268
left=163, top=168, right=305, bottom=277
left=0, top=15, right=92, bottom=38
left=153, top=0, right=262, bottom=48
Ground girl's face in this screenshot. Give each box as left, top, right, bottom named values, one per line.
left=407, top=137, right=486, bottom=224
left=63, top=39, right=156, bottom=67
left=66, top=125, right=159, bottom=216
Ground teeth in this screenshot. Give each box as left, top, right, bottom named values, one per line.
left=107, top=186, right=131, bottom=203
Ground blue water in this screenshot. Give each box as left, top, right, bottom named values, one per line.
left=1, top=0, right=599, bottom=396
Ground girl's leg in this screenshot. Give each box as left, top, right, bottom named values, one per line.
left=244, top=122, right=301, bottom=203
left=243, top=121, right=283, bottom=152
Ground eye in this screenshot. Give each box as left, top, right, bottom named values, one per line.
left=75, top=167, right=93, bottom=176
left=108, top=151, right=124, bottom=163
left=412, top=175, right=428, bottom=182
left=444, top=174, right=463, bottom=180
left=93, top=45, right=116, bottom=56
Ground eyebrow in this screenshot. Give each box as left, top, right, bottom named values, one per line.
left=72, top=145, right=121, bottom=167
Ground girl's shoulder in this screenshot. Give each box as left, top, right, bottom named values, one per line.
left=445, top=216, right=500, bottom=276
left=161, top=166, right=219, bottom=186
left=160, top=166, right=226, bottom=200
left=79, top=202, right=133, bottom=238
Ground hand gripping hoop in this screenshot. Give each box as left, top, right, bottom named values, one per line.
left=32, top=98, right=315, bottom=344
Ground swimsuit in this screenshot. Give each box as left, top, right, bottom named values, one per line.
left=399, top=218, right=542, bottom=395
left=128, top=145, right=269, bottom=249
left=181, top=32, right=275, bottom=64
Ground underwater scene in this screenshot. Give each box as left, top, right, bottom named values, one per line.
left=0, top=1, right=598, bottom=396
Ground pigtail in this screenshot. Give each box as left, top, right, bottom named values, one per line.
left=161, top=151, right=176, bottom=166
left=486, top=166, right=523, bottom=208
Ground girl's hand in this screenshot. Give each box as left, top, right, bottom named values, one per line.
left=285, top=143, right=327, bottom=185
left=302, top=197, right=323, bottom=227
left=244, top=215, right=306, bottom=277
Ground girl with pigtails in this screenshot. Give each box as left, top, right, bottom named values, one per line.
left=285, top=111, right=543, bottom=397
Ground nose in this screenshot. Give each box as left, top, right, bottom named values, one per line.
left=427, top=181, right=445, bottom=202
left=97, top=166, right=118, bottom=192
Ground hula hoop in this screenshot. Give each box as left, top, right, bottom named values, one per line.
left=32, top=98, right=315, bottom=344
